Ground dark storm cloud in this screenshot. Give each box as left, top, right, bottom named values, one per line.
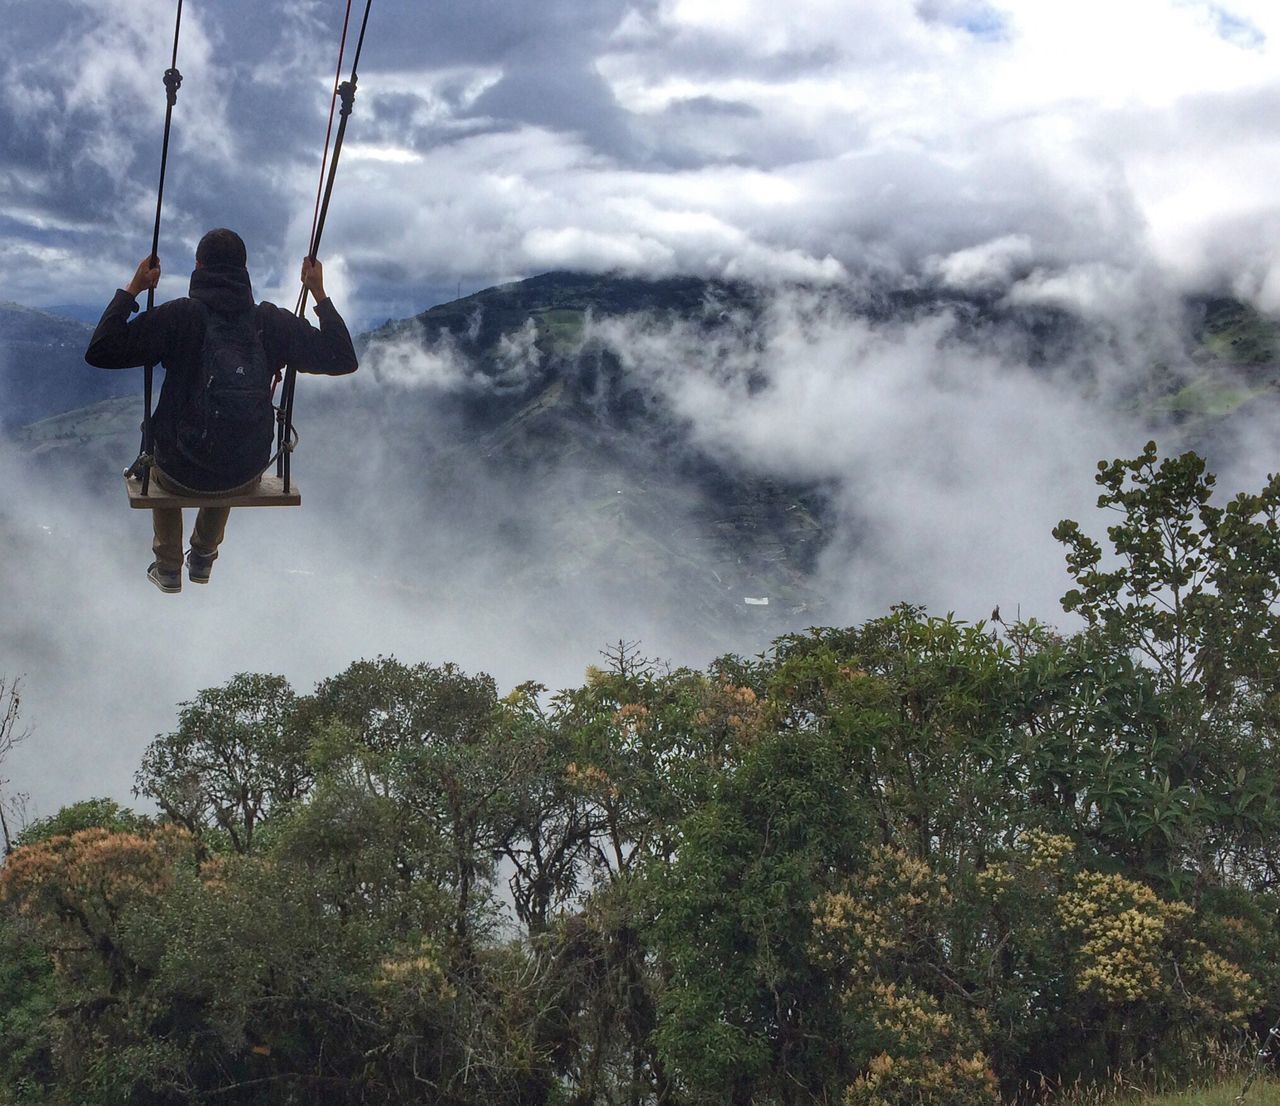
left=472, top=59, right=634, bottom=157
left=0, top=0, right=666, bottom=317
left=4, top=0, right=1280, bottom=324
left=365, top=0, right=640, bottom=68
left=0, top=0, right=363, bottom=306
left=665, top=96, right=761, bottom=118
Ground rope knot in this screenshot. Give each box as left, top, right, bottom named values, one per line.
left=163, top=67, right=183, bottom=106
left=338, top=77, right=357, bottom=118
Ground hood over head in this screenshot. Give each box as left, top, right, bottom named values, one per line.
left=189, top=264, right=255, bottom=315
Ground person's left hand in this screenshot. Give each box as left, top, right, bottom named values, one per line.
left=126, top=255, right=161, bottom=297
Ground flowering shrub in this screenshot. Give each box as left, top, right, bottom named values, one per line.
left=813, top=849, right=999, bottom=1106
left=812, top=845, right=950, bottom=976
left=839, top=984, right=999, bottom=1106
left=0, top=826, right=195, bottom=955
left=971, top=828, right=1261, bottom=1088
left=1059, top=871, right=1182, bottom=1004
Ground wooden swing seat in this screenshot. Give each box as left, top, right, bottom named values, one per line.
left=125, top=473, right=301, bottom=509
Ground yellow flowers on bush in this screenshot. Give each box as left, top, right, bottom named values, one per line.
left=813, top=851, right=998, bottom=1106
left=376, top=939, right=456, bottom=1002
left=1182, top=945, right=1255, bottom=1026
left=844, top=1049, right=1000, bottom=1106
left=812, top=845, right=949, bottom=976
left=842, top=984, right=999, bottom=1106
left=1053, top=868, right=1255, bottom=1024
left=1023, top=829, right=1076, bottom=872
left=1059, top=872, right=1174, bottom=1004
left=976, top=834, right=1258, bottom=1031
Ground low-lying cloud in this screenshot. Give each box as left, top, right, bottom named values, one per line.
left=5, top=272, right=1279, bottom=827
left=589, top=289, right=1147, bottom=623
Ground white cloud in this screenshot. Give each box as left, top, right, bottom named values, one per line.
left=6, top=0, right=1280, bottom=323
left=927, top=235, right=1035, bottom=291
left=523, top=227, right=678, bottom=273
left=588, top=290, right=1144, bottom=622
left=361, top=329, right=473, bottom=391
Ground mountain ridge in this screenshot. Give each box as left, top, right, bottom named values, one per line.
left=6, top=272, right=1279, bottom=646
left=0, top=301, right=134, bottom=429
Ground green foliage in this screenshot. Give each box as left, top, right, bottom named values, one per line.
left=298, top=656, right=526, bottom=952
left=16, top=797, right=147, bottom=846
left=652, top=722, right=869, bottom=1103
left=1054, top=444, right=1280, bottom=886
left=0, top=909, right=56, bottom=1101
left=1054, top=441, right=1280, bottom=698
left=135, top=673, right=307, bottom=855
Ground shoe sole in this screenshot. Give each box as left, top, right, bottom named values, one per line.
left=148, top=573, right=181, bottom=594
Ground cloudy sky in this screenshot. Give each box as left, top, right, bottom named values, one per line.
left=3, top=0, right=1280, bottom=820
left=3, top=0, right=1280, bottom=329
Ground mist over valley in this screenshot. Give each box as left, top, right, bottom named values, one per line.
left=3, top=268, right=1278, bottom=819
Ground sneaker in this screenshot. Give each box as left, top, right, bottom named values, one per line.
left=148, top=562, right=182, bottom=593
left=186, top=547, right=216, bottom=584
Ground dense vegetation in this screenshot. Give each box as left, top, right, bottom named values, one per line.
left=3, top=443, right=1280, bottom=1106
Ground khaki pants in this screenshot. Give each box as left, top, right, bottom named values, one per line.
left=150, top=468, right=260, bottom=572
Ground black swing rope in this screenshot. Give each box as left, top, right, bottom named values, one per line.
left=132, top=0, right=372, bottom=497
left=279, top=0, right=374, bottom=494
left=134, top=0, right=185, bottom=496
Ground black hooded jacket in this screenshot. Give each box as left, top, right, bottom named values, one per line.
left=85, top=264, right=358, bottom=490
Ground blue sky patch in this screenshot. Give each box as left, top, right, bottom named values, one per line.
left=1208, top=5, right=1265, bottom=49
left=916, top=1, right=1010, bottom=42
left=959, top=6, right=1009, bottom=41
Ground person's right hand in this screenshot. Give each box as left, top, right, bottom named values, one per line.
left=301, top=256, right=327, bottom=302
left=125, top=255, right=161, bottom=298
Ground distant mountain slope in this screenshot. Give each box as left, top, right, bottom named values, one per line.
left=0, top=302, right=132, bottom=428
left=345, top=272, right=829, bottom=633
left=1156, top=298, right=1280, bottom=424
left=8, top=273, right=1280, bottom=646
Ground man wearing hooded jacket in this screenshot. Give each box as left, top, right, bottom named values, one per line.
left=85, top=227, right=359, bottom=593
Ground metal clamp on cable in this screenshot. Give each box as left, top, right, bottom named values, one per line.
left=338, top=77, right=357, bottom=118
left=124, top=453, right=153, bottom=481
left=163, top=67, right=183, bottom=106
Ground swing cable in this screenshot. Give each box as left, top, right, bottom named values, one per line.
left=132, top=0, right=185, bottom=496
left=277, top=0, right=374, bottom=494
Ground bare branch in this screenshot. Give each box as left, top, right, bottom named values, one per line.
left=0, top=674, right=32, bottom=857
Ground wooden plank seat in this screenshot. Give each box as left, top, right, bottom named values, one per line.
left=125, top=473, right=301, bottom=509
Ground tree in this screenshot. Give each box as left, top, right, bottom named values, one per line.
left=1053, top=443, right=1280, bottom=883
left=1053, top=442, right=1280, bottom=701
left=17, top=797, right=147, bottom=847
left=135, top=673, right=307, bottom=854
left=302, top=657, right=529, bottom=954
left=651, top=699, right=870, bottom=1104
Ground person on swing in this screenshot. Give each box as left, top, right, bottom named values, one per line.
left=85, top=228, right=359, bottom=593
